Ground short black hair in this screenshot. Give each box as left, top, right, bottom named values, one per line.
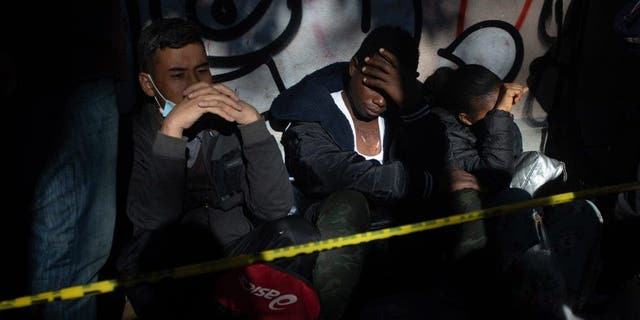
left=436, top=64, right=502, bottom=114
left=137, top=18, right=204, bottom=72
left=423, top=66, right=455, bottom=99
left=354, top=26, right=419, bottom=75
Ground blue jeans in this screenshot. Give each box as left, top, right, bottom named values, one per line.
left=28, top=79, right=119, bottom=319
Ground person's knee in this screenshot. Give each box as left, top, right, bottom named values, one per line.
left=318, top=190, right=371, bottom=234
left=325, top=190, right=370, bottom=228
left=325, top=189, right=367, bottom=207
left=273, top=215, right=321, bottom=244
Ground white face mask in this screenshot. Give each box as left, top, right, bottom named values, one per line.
left=145, top=74, right=176, bottom=117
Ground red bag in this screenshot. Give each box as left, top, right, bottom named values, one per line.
left=213, top=263, right=320, bottom=319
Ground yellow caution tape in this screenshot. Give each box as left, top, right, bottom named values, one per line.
left=2, top=181, right=638, bottom=311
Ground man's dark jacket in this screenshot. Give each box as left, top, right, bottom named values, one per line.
left=430, top=107, right=523, bottom=191
left=120, top=102, right=294, bottom=266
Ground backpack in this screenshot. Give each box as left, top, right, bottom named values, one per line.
left=526, top=0, right=565, bottom=116
left=505, top=199, right=603, bottom=317
left=614, top=0, right=640, bottom=55
left=213, top=263, right=321, bottom=319
left=539, top=199, right=604, bottom=310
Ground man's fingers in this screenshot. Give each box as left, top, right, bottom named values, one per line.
left=511, top=86, right=529, bottom=103
left=197, top=94, right=242, bottom=111
left=186, top=86, right=218, bottom=99
left=211, top=109, right=235, bottom=122
left=504, top=86, right=524, bottom=99
left=362, top=77, right=389, bottom=92
left=182, top=82, right=212, bottom=96
left=502, top=83, right=527, bottom=94
left=377, top=48, right=399, bottom=68
left=361, top=65, right=388, bottom=81
left=495, top=83, right=529, bottom=111
left=197, top=101, right=236, bottom=122
left=211, top=83, right=240, bottom=101
left=364, top=54, right=393, bottom=74
left=183, top=82, right=240, bottom=102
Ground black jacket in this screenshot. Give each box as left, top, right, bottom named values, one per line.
left=269, top=62, right=432, bottom=210
left=126, top=102, right=293, bottom=250
left=431, top=107, right=523, bottom=191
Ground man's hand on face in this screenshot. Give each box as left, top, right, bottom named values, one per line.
left=161, top=82, right=260, bottom=138
left=360, top=48, right=417, bottom=109
left=494, top=83, right=529, bottom=113
left=185, top=82, right=260, bottom=125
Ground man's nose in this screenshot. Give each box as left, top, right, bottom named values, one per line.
left=186, top=71, right=199, bottom=85
left=373, top=93, right=387, bottom=109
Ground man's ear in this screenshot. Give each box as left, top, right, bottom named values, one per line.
left=458, top=113, right=474, bottom=126
left=138, top=72, right=156, bottom=98
left=348, top=57, right=359, bottom=77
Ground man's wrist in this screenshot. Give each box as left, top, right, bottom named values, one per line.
left=237, top=112, right=261, bottom=125
left=160, top=121, right=184, bottom=138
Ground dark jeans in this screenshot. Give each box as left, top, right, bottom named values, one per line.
left=226, top=215, right=320, bottom=282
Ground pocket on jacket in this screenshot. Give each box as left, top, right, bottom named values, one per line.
left=210, top=148, right=245, bottom=211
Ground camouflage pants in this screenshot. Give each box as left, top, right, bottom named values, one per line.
left=305, top=190, right=370, bottom=320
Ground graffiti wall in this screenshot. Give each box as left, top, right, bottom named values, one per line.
left=137, top=0, right=569, bottom=151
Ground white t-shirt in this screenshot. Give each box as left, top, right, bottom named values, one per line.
left=331, top=91, right=385, bottom=163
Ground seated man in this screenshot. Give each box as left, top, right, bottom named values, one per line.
left=116, top=18, right=320, bottom=318
left=427, top=64, right=574, bottom=319
left=430, top=63, right=528, bottom=194
left=425, top=63, right=532, bottom=256
left=269, top=26, right=437, bottom=319
left=424, top=63, right=533, bottom=255
left=270, top=25, right=434, bottom=224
